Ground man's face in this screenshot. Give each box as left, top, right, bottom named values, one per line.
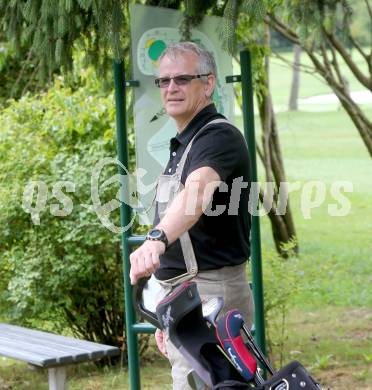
left=158, top=52, right=215, bottom=128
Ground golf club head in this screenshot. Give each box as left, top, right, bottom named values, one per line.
left=202, top=296, right=224, bottom=326
left=187, top=369, right=207, bottom=390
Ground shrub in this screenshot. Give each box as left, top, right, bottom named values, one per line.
left=0, top=68, right=146, bottom=362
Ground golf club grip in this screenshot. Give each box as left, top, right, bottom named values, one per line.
left=242, top=324, right=275, bottom=375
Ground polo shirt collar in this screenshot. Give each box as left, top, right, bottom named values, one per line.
left=174, top=103, right=218, bottom=146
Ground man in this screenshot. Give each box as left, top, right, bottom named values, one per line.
left=130, top=42, right=254, bottom=389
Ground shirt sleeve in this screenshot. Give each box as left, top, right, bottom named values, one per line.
left=184, top=125, right=246, bottom=182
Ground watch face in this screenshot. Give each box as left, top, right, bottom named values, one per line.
left=149, top=229, right=162, bottom=239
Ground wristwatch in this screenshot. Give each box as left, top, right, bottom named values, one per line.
left=145, top=228, right=168, bottom=248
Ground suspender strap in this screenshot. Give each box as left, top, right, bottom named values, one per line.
left=158, top=118, right=232, bottom=287
left=175, top=119, right=230, bottom=176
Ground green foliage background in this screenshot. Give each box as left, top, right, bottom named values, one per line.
left=0, top=61, right=132, bottom=354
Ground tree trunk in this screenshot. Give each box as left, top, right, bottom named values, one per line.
left=288, top=44, right=301, bottom=111
left=257, top=24, right=298, bottom=257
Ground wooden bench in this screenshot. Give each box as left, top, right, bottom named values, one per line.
left=0, top=323, right=121, bottom=390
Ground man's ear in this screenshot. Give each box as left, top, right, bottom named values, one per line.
left=205, top=74, right=216, bottom=98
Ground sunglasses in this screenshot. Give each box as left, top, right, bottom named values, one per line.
left=155, top=74, right=211, bottom=88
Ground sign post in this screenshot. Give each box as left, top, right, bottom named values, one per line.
left=240, top=50, right=267, bottom=357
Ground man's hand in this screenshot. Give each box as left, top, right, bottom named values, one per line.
left=129, top=239, right=165, bottom=284
left=155, top=329, right=168, bottom=357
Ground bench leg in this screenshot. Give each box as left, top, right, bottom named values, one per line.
left=48, top=367, right=67, bottom=390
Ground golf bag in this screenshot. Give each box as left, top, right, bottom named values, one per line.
left=156, top=280, right=246, bottom=388
left=215, top=309, right=321, bottom=390
left=138, top=279, right=322, bottom=389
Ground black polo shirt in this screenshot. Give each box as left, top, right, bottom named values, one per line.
left=154, top=103, right=252, bottom=280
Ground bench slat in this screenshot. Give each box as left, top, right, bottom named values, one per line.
left=0, top=343, right=57, bottom=367
left=0, top=331, right=105, bottom=357
left=0, top=337, right=85, bottom=366
left=0, top=324, right=120, bottom=367
left=0, top=324, right=113, bottom=352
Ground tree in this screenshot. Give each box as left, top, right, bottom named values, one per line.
left=266, top=0, right=372, bottom=157
left=0, top=0, right=128, bottom=100
left=256, top=26, right=298, bottom=255
left=186, top=0, right=372, bottom=154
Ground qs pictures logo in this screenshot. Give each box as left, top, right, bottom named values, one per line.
left=22, top=158, right=156, bottom=233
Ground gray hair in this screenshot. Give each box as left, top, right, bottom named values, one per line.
left=158, top=41, right=217, bottom=77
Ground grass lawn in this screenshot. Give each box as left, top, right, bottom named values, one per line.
left=0, top=354, right=173, bottom=390
left=280, top=307, right=372, bottom=390
left=260, top=109, right=372, bottom=309
left=252, top=106, right=371, bottom=389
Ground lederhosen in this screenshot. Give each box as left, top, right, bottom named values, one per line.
left=155, top=118, right=231, bottom=288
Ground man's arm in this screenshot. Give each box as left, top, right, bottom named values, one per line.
left=129, top=166, right=221, bottom=284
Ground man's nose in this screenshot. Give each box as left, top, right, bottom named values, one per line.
left=167, top=78, right=179, bottom=91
